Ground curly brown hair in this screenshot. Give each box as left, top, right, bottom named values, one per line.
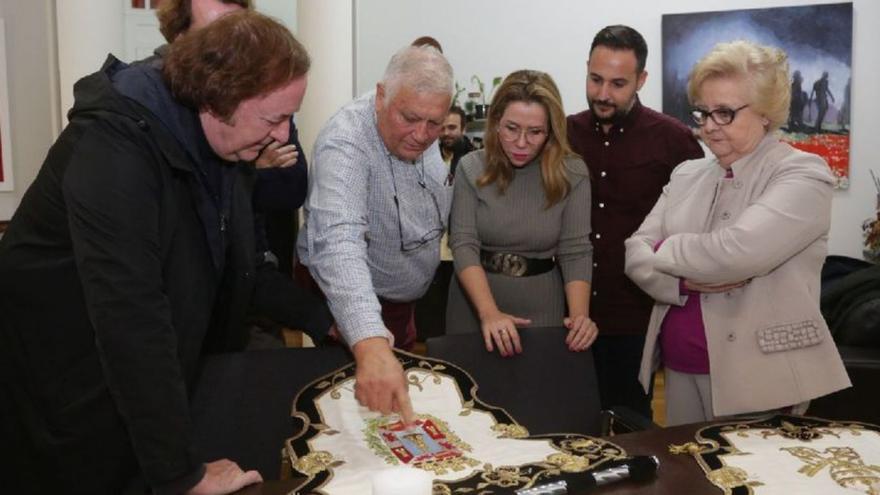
left=162, top=10, right=310, bottom=122
left=156, top=0, right=251, bottom=42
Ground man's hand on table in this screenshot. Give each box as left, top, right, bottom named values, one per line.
left=186, top=459, right=262, bottom=495
left=351, top=336, right=415, bottom=425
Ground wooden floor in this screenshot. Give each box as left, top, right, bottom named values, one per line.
left=652, top=371, right=667, bottom=426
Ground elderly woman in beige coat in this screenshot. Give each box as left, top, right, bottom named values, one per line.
left=624, top=40, right=850, bottom=426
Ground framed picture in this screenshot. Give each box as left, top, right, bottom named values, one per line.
left=662, top=3, right=853, bottom=188
left=0, top=19, right=13, bottom=192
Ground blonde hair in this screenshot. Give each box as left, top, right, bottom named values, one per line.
left=479, top=70, right=574, bottom=207
left=687, top=40, right=790, bottom=131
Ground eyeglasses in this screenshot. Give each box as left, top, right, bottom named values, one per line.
left=690, top=104, right=749, bottom=126
left=497, top=123, right=548, bottom=145
left=387, top=156, right=445, bottom=252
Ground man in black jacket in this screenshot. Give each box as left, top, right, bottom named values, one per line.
left=0, top=12, right=331, bottom=495
left=439, top=105, right=474, bottom=182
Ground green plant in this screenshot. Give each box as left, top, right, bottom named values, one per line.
left=471, top=75, right=486, bottom=104
left=453, top=82, right=466, bottom=108
left=487, top=76, right=503, bottom=104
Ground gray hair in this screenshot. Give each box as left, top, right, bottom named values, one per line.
left=381, top=45, right=453, bottom=101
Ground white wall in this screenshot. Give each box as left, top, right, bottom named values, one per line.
left=295, top=0, right=354, bottom=162
left=254, top=0, right=297, bottom=31
left=57, top=0, right=125, bottom=124
left=0, top=0, right=60, bottom=220
left=2, top=0, right=877, bottom=258
left=354, top=0, right=879, bottom=258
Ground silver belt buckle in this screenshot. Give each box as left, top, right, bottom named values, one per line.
left=485, top=252, right=528, bottom=277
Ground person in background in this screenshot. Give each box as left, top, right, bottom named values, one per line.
left=159, top=0, right=308, bottom=281
left=440, top=105, right=474, bottom=182
left=446, top=69, right=597, bottom=357
left=809, top=71, right=835, bottom=133
left=567, top=25, right=704, bottom=417
left=0, top=12, right=332, bottom=494
left=297, top=45, right=453, bottom=423
left=414, top=104, right=475, bottom=343
left=411, top=35, right=443, bottom=53
left=625, top=40, right=850, bottom=425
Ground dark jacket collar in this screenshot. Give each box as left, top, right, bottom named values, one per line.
left=69, top=55, right=209, bottom=175
left=106, top=55, right=209, bottom=168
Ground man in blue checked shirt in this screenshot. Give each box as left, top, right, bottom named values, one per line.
left=298, top=45, right=453, bottom=424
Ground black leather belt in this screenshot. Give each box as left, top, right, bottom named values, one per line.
left=480, top=250, right=556, bottom=277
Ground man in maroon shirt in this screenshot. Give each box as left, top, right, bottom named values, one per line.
left=567, top=25, right=704, bottom=418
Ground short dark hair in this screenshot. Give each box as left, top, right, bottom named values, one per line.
left=156, top=0, right=251, bottom=42
left=590, top=25, right=648, bottom=73
left=163, top=10, right=309, bottom=121
left=447, top=105, right=467, bottom=127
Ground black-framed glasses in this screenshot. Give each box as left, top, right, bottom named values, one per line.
left=387, top=156, right=445, bottom=252
left=690, top=104, right=749, bottom=126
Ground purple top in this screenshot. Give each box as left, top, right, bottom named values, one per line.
left=660, top=280, right=710, bottom=373
left=658, top=168, right=735, bottom=374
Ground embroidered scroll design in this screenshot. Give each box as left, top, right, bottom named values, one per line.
left=292, top=451, right=340, bottom=476
left=760, top=420, right=843, bottom=441
left=408, top=361, right=447, bottom=392
left=782, top=446, right=880, bottom=495
left=669, top=441, right=713, bottom=456
left=492, top=423, right=529, bottom=439
left=561, top=437, right=625, bottom=461
left=314, top=371, right=350, bottom=400
left=544, top=452, right=592, bottom=472
left=478, top=464, right=533, bottom=488
left=705, top=466, right=764, bottom=492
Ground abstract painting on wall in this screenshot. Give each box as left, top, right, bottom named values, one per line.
left=0, top=19, right=13, bottom=192
left=662, top=3, right=853, bottom=188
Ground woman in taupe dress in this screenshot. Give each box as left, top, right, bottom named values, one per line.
left=446, top=70, right=597, bottom=357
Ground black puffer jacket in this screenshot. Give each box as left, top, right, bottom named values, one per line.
left=821, top=256, right=880, bottom=347
left=0, top=56, right=331, bottom=494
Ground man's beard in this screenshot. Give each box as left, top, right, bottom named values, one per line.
left=588, top=98, right=631, bottom=126
left=440, top=136, right=461, bottom=151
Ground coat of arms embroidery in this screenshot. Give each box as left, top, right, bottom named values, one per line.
left=364, top=415, right=480, bottom=475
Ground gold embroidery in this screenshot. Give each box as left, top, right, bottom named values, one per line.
left=418, top=455, right=481, bottom=476
left=405, top=432, right=431, bottom=452
left=478, top=464, right=532, bottom=488
left=783, top=446, right=880, bottom=494
left=459, top=399, right=475, bottom=417
left=290, top=350, right=631, bottom=494
left=491, top=423, right=529, bottom=439
left=416, top=360, right=447, bottom=386
left=760, top=420, right=841, bottom=441
left=561, top=437, right=625, bottom=460
left=706, top=466, right=763, bottom=492
left=721, top=424, right=753, bottom=438
left=314, top=371, right=350, bottom=400
left=292, top=451, right=336, bottom=476
left=669, top=442, right=713, bottom=455
left=431, top=483, right=452, bottom=495
left=545, top=453, right=592, bottom=472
